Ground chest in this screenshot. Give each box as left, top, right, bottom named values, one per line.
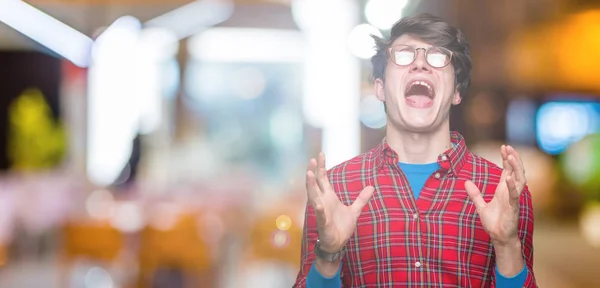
left=339, top=172, right=496, bottom=287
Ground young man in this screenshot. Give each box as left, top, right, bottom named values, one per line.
left=294, top=14, right=536, bottom=287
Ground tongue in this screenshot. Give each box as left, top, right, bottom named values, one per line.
left=406, top=95, right=433, bottom=108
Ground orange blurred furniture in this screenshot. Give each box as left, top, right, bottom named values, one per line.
left=246, top=204, right=303, bottom=267
left=60, top=220, right=125, bottom=287
left=62, top=221, right=124, bottom=262
left=0, top=243, right=6, bottom=268
left=137, top=212, right=215, bottom=288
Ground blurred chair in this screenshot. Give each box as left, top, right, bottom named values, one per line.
left=246, top=205, right=303, bottom=267
left=137, top=211, right=215, bottom=288
left=236, top=199, right=304, bottom=288
left=60, top=220, right=125, bottom=286
left=0, top=243, right=6, bottom=268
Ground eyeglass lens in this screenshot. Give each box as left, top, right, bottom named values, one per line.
left=392, top=46, right=450, bottom=68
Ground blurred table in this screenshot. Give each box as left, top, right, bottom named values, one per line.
left=534, top=220, right=600, bottom=288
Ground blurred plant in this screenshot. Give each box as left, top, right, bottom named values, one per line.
left=7, top=88, right=66, bottom=171
left=560, top=133, right=600, bottom=202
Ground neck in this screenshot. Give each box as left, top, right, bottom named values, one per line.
left=386, top=121, right=452, bottom=164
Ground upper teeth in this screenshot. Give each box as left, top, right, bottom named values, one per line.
left=410, top=80, right=433, bottom=93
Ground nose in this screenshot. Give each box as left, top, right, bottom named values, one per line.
left=410, top=48, right=431, bottom=73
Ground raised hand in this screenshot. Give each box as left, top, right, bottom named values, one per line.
left=465, top=145, right=526, bottom=246
left=306, top=153, right=375, bottom=253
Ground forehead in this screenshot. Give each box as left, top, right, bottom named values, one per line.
left=391, top=34, right=433, bottom=48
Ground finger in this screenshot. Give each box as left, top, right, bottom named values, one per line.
left=306, top=158, right=323, bottom=202
left=305, top=170, right=322, bottom=206
left=508, top=154, right=526, bottom=190
left=500, top=158, right=512, bottom=183
left=500, top=144, right=509, bottom=161
left=507, top=145, right=525, bottom=175
left=307, top=158, right=317, bottom=173
left=506, top=173, right=520, bottom=201
left=465, top=180, right=487, bottom=212
left=350, top=186, right=375, bottom=216
left=501, top=145, right=512, bottom=172
left=316, top=152, right=333, bottom=194
left=306, top=158, right=320, bottom=193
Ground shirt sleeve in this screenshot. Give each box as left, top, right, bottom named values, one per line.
left=293, top=202, right=321, bottom=287
left=496, top=265, right=528, bottom=288
left=306, top=262, right=342, bottom=288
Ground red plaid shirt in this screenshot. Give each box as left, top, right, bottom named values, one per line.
left=294, top=131, right=536, bottom=287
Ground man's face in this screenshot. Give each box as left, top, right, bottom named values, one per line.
left=375, top=34, right=462, bottom=133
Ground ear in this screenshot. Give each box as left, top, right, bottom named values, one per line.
left=452, top=86, right=462, bottom=105
left=374, top=78, right=385, bottom=102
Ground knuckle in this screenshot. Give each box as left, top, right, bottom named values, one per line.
left=315, top=205, right=324, bottom=213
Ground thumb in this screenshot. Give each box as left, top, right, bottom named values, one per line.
left=350, top=186, right=375, bottom=216
left=465, top=180, right=487, bottom=212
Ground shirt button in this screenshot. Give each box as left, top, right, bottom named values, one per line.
left=415, top=261, right=422, bottom=268
left=413, top=213, right=418, bottom=219
left=441, top=155, right=447, bottom=161
left=434, top=172, right=441, bottom=179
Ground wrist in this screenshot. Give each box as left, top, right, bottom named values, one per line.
left=319, top=239, right=344, bottom=254
left=315, top=239, right=344, bottom=261
left=493, top=237, right=525, bottom=277
left=314, top=257, right=341, bottom=278
left=493, top=236, right=521, bottom=252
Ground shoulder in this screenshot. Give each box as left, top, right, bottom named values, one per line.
left=326, top=146, right=379, bottom=181
left=325, top=146, right=379, bottom=203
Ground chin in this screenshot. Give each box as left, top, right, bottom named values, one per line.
left=402, top=106, right=439, bottom=123
left=387, top=107, right=439, bottom=133
left=389, top=116, right=437, bottom=133
left=403, top=121, right=438, bottom=132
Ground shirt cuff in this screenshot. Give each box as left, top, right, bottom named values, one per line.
left=496, top=265, right=528, bottom=288
left=306, top=262, right=342, bottom=288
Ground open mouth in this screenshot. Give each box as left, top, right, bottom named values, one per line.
left=404, top=80, right=435, bottom=108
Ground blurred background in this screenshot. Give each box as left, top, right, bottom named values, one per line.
left=0, top=0, right=599, bottom=287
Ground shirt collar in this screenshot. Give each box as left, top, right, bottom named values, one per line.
left=375, top=131, right=470, bottom=176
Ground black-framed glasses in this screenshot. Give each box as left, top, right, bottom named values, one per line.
left=388, top=45, right=453, bottom=68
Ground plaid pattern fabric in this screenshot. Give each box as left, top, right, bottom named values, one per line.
left=294, top=131, right=536, bottom=287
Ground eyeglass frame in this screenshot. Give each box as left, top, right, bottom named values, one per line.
left=387, top=45, right=454, bottom=68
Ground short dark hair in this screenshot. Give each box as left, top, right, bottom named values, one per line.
left=371, top=13, right=472, bottom=97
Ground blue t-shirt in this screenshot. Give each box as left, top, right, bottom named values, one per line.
left=398, top=162, right=440, bottom=199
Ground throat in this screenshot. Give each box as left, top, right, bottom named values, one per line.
left=385, top=128, right=453, bottom=164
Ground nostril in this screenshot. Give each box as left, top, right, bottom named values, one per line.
left=410, top=65, right=429, bottom=72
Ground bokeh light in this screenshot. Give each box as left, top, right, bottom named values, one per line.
left=148, top=202, right=181, bottom=231
left=347, top=24, right=383, bottom=59
left=359, top=95, right=386, bottom=129
left=84, top=266, right=115, bottom=288
left=364, top=0, right=409, bottom=30
left=109, top=201, right=144, bottom=233
left=275, top=215, right=292, bottom=231
left=270, top=230, right=290, bottom=249
left=561, top=133, right=600, bottom=197
left=580, top=202, right=600, bottom=248
left=536, top=101, right=600, bottom=155
left=85, top=189, right=115, bottom=220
